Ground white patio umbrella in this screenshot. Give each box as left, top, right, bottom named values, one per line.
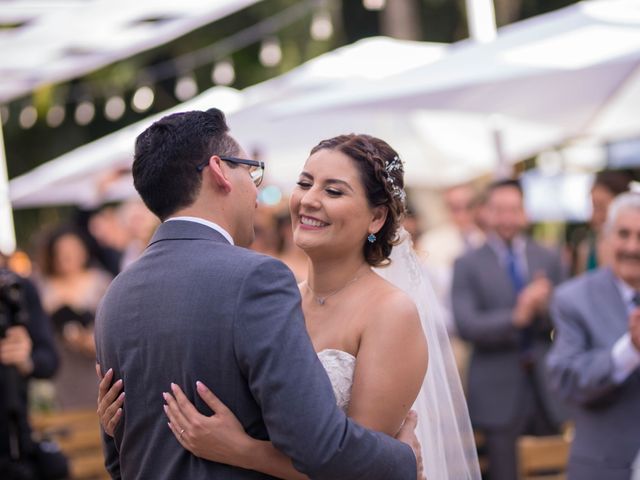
left=272, top=0, right=640, bottom=168
left=0, top=0, right=262, bottom=103
left=0, top=0, right=262, bottom=253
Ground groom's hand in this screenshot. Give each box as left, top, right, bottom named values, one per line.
left=396, top=410, right=424, bottom=480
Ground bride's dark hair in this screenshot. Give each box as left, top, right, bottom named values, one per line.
left=310, top=134, right=406, bottom=267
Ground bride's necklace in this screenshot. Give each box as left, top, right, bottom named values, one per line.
left=305, top=273, right=363, bottom=306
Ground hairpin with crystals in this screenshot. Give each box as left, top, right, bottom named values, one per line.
left=383, top=155, right=406, bottom=202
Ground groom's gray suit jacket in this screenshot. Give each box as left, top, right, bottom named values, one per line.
left=95, top=220, right=416, bottom=480
left=547, top=267, right=640, bottom=480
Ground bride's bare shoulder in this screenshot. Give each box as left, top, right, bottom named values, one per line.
left=364, top=275, right=420, bottom=327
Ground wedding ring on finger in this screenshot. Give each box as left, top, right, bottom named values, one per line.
left=179, top=428, right=185, bottom=440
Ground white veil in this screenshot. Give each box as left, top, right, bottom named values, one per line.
left=374, top=227, right=481, bottom=480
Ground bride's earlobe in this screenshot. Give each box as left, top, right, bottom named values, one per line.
left=369, top=205, right=388, bottom=233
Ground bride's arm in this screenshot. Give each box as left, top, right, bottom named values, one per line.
left=99, top=369, right=423, bottom=480
left=348, top=290, right=428, bottom=436
left=164, top=381, right=308, bottom=480
left=96, top=368, right=307, bottom=480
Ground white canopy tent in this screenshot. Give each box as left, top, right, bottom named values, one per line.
left=9, top=37, right=448, bottom=208
left=9, top=86, right=243, bottom=208
left=0, top=0, right=261, bottom=253
left=10, top=0, right=640, bottom=212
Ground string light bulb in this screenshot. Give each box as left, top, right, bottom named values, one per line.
left=46, top=104, right=65, bottom=128
left=132, top=86, right=155, bottom=113
left=259, top=37, right=282, bottom=67
left=310, top=10, right=333, bottom=41
left=18, top=105, right=37, bottom=129
left=74, top=100, right=95, bottom=125
left=211, top=60, right=236, bottom=86
left=104, top=95, right=126, bottom=121
left=175, top=75, right=198, bottom=101
left=363, top=0, right=386, bottom=10
left=1, top=105, right=9, bottom=126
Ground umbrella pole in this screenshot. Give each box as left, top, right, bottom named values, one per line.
left=465, top=0, right=497, bottom=43
left=0, top=121, right=16, bottom=255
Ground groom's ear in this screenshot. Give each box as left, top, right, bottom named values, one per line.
left=205, top=155, right=232, bottom=193
left=369, top=205, right=388, bottom=234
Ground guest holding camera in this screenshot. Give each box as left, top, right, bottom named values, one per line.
left=0, top=259, right=64, bottom=479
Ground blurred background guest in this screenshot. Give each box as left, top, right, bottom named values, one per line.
left=117, top=199, right=159, bottom=271
left=418, top=182, right=486, bottom=332
left=547, top=191, right=640, bottom=480
left=249, top=205, right=280, bottom=257
left=416, top=183, right=486, bottom=384
left=568, top=170, right=634, bottom=276
left=34, top=226, right=112, bottom=410
left=401, top=200, right=422, bottom=246
left=452, top=179, right=566, bottom=480
left=275, top=207, right=307, bottom=282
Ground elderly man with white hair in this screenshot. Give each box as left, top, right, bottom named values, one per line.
left=547, top=190, right=640, bottom=480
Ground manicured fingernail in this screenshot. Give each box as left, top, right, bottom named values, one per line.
left=163, top=405, right=168, bottom=413
left=116, top=379, right=123, bottom=386
left=162, top=392, right=169, bottom=401
left=107, top=368, right=113, bottom=375
left=196, top=381, right=204, bottom=391
left=118, top=392, right=125, bottom=400
left=170, top=382, right=177, bottom=391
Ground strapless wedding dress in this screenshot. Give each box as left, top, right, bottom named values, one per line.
left=317, top=349, right=356, bottom=412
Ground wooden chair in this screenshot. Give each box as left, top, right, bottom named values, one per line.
left=518, top=430, right=572, bottom=480
left=474, top=430, right=490, bottom=474
left=31, top=409, right=109, bottom=480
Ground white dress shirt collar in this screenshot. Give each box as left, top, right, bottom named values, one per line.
left=614, top=276, right=638, bottom=313
left=166, top=216, right=234, bottom=245
left=487, top=233, right=529, bottom=278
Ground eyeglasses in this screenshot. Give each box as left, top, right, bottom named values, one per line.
left=196, top=156, right=265, bottom=187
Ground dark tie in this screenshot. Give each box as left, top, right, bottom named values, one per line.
left=507, top=247, right=533, bottom=366
left=633, top=292, right=640, bottom=308
left=506, top=247, right=525, bottom=294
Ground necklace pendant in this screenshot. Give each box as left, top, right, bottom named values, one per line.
left=316, top=297, right=326, bottom=305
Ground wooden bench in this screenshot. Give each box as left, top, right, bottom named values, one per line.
left=31, top=409, right=109, bottom=480
left=518, top=432, right=572, bottom=480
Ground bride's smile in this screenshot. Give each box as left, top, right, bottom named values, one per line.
left=299, top=215, right=329, bottom=229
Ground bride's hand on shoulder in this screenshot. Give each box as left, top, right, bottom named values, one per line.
left=163, top=381, right=253, bottom=466
left=396, top=410, right=425, bottom=480
left=96, top=363, right=124, bottom=437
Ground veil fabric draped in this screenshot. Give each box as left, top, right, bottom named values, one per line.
left=375, top=228, right=481, bottom=480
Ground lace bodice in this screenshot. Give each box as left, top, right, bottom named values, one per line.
left=317, top=349, right=356, bottom=412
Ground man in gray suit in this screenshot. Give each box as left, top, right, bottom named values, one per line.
left=547, top=191, right=640, bottom=480
left=451, top=179, right=566, bottom=480
left=94, top=109, right=421, bottom=479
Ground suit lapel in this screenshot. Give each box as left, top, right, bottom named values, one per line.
left=476, top=244, right=518, bottom=302
left=588, top=268, right=628, bottom=341
left=525, top=239, right=540, bottom=283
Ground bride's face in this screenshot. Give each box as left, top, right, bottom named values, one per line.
left=290, top=149, right=381, bottom=258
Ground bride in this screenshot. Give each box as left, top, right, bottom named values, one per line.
left=98, top=134, right=481, bottom=480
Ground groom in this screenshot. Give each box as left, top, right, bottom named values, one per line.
left=94, top=108, right=421, bottom=479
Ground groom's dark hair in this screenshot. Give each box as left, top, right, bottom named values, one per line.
left=133, top=108, right=239, bottom=220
